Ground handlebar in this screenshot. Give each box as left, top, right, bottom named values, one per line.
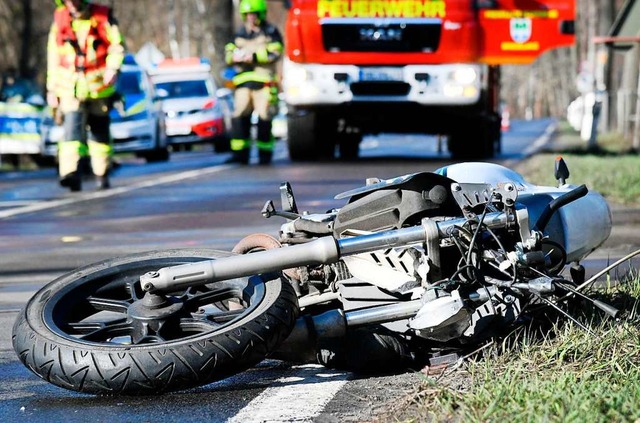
left=533, top=184, right=588, bottom=232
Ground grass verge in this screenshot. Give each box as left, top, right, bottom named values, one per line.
left=392, top=274, right=640, bottom=422
left=515, top=123, right=640, bottom=205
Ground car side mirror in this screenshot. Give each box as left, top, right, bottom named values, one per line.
left=155, top=88, right=169, bottom=101
left=26, top=94, right=46, bottom=108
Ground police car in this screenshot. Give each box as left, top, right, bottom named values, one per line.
left=149, top=58, right=227, bottom=151
left=110, top=55, right=169, bottom=162
left=0, top=73, right=49, bottom=165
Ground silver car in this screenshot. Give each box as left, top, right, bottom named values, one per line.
left=150, top=59, right=228, bottom=152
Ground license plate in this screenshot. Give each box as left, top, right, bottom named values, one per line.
left=166, top=124, right=192, bottom=136
left=359, top=67, right=404, bottom=82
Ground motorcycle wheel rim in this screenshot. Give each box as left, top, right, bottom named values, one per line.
left=41, top=257, right=265, bottom=348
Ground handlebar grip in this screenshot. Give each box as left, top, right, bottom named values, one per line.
left=533, top=184, right=589, bottom=232
left=593, top=299, right=620, bottom=319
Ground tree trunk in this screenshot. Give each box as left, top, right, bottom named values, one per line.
left=210, top=0, right=234, bottom=83
left=181, top=0, right=191, bottom=58
left=167, top=0, right=180, bottom=59
left=19, top=0, right=32, bottom=77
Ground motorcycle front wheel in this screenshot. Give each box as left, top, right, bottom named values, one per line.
left=12, top=249, right=298, bottom=395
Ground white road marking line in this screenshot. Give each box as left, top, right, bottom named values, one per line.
left=227, top=364, right=349, bottom=423
left=0, top=164, right=235, bottom=220
left=0, top=272, right=60, bottom=284
left=503, top=121, right=556, bottom=168
left=0, top=200, right=39, bottom=207
left=522, top=121, right=556, bottom=156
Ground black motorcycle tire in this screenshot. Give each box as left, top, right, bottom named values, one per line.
left=12, top=249, right=298, bottom=395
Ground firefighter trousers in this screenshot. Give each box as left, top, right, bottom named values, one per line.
left=230, top=86, right=276, bottom=164
left=58, top=96, right=113, bottom=178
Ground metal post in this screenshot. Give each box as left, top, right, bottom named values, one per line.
left=633, top=60, right=640, bottom=151
left=587, top=1, right=598, bottom=150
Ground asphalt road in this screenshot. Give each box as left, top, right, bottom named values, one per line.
left=2, top=118, right=617, bottom=422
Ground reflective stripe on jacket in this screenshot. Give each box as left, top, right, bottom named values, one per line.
left=47, top=4, right=124, bottom=100
left=225, top=22, right=283, bottom=87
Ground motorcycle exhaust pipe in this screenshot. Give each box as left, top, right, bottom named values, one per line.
left=273, top=300, right=423, bottom=361
left=344, top=300, right=423, bottom=326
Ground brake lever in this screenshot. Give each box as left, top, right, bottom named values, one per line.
left=261, top=200, right=300, bottom=220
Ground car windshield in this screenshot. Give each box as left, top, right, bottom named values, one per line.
left=155, top=80, right=210, bottom=99
left=117, top=71, right=143, bottom=95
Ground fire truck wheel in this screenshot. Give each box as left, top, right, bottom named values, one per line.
left=143, top=147, right=170, bottom=162
left=338, top=133, right=361, bottom=160
left=449, top=121, right=498, bottom=160
left=287, top=110, right=335, bottom=161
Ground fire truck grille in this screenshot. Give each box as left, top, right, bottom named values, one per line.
left=351, top=82, right=411, bottom=96
left=321, top=19, right=442, bottom=53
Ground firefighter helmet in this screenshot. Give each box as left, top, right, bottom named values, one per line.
left=54, top=0, right=88, bottom=6
left=239, top=0, right=267, bottom=21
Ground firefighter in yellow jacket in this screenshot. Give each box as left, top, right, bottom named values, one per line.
left=47, top=0, right=124, bottom=191
left=225, top=0, right=283, bottom=165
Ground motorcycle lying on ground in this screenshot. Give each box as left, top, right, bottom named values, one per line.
left=13, top=160, right=616, bottom=395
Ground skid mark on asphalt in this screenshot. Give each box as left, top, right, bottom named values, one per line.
left=227, top=364, right=349, bottom=423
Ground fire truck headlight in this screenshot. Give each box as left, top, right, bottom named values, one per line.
left=284, top=60, right=320, bottom=102
left=443, top=84, right=464, bottom=97
left=443, top=84, right=479, bottom=99
left=286, top=63, right=310, bottom=84
left=451, top=67, right=477, bottom=85
left=285, top=84, right=319, bottom=101
left=463, top=86, right=479, bottom=98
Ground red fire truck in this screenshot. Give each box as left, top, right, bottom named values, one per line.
left=282, top=0, right=575, bottom=160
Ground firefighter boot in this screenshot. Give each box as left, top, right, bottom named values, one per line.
left=257, top=118, right=274, bottom=165
left=227, top=116, right=252, bottom=164
left=96, top=174, right=110, bottom=190
left=226, top=148, right=250, bottom=164
left=59, top=171, right=82, bottom=192
left=258, top=150, right=273, bottom=165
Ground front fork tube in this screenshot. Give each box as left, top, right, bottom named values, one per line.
left=140, top=211, right=514, bottom=293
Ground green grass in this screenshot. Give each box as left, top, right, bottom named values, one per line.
left=516, top=124, right=640, bottom=205
left=520, top=154, right=640, bottom=204
left=393, top=276, right=640, bottom=423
